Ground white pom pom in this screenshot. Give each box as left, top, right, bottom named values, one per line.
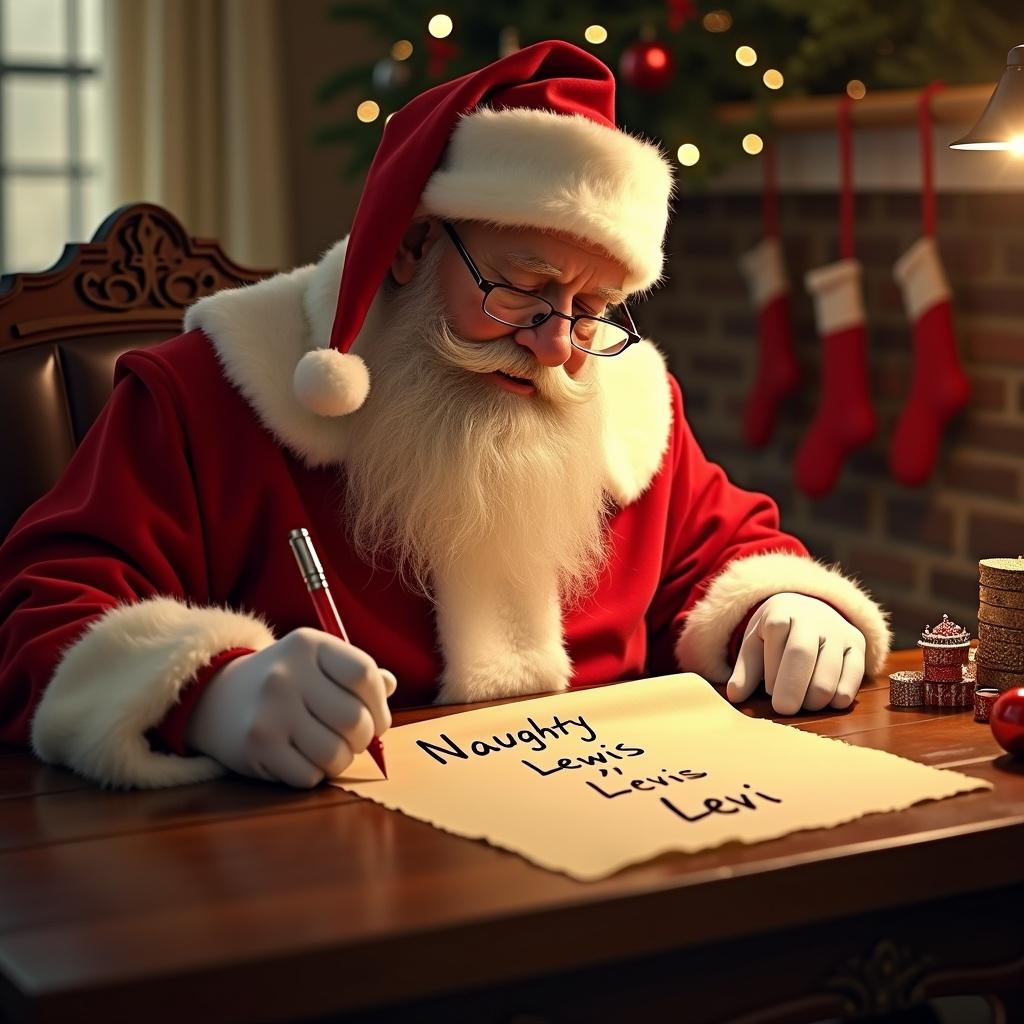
left=292, top=349, right=370, bottom=417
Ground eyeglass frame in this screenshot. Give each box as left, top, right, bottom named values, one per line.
left=440, top=221, right=641, bottom=358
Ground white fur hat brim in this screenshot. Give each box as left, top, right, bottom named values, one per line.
left=420, top=107, right=674, bottom=295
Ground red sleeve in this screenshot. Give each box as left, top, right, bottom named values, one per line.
left=147, top=647, right=255, bottom=755
left=645, top=377, right=808, bottom=671
left=0, top=361, right=212, bottom=747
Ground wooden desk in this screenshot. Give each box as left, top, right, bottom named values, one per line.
left=1, top=652, right=1022, bottom=1024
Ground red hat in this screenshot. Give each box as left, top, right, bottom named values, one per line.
left=293, top=39, right=674, bottom=417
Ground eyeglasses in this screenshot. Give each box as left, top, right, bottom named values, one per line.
left=441, top=221, right=641, bottom=358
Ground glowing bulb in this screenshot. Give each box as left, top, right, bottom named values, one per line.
left=428, top=14, right=453, bottom=38
left=702, top=10, right=732, bottom=32
left=391, top=40, right=413, bottom=61
left=1009, top=134, right=1024, bottom=157
left=356, top=100, right=380, bottom=123
left=742, top=133, right=764, bottom=155
left=735, top=45, right=757, bottom=67
left=846, top=79, right=867, bottom=100
left=762, top=69, right=784, bottom=90
left=677, top=143, right=701, bottom=166
left=584, top=25, right=608, bottom=44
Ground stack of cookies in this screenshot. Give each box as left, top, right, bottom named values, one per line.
left=977, top=557, right=1024, bottom=694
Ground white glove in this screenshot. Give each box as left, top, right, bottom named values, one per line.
left=726, top=593, right=866, bottom=715
left=184, top=628, right=397, bottom=788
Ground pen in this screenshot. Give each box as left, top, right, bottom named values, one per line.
left=288, top=527, right=388, bottom=779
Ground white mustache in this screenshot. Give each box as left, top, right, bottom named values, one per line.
left=432, top=328, right=597, bottom=407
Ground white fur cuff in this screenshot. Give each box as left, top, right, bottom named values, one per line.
left=674, top=551, right=892, bottom=683
left=805, top=258, right=865, bottom=335
left=31, top=597, right=276, bottom=789
left=893, top=236, right=951, bottom=321
left=740, top=237, right=788, bottom=308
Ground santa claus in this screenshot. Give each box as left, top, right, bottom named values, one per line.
left=0, top=41, right=889, bottom=789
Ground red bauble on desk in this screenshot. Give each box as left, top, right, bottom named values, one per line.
left=991, top=687, right=1024, bottom=756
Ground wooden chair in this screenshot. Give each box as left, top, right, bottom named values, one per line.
left=0, top=203, right=272, bottom=539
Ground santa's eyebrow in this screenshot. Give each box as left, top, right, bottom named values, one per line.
left=501, top=251, right=627, bottom=305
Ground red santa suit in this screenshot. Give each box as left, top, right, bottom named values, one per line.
left=0, top=235, right=890, bottom=789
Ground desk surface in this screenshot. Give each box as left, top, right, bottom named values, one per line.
left=1, top=651, right=1022, bottom=1024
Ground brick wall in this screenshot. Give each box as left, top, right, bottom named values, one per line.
left=643, top=191, right=1024, bottom=649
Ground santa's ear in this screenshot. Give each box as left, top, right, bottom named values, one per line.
left=391, top=218, right=442, bottom=285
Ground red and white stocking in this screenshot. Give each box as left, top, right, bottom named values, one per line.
left=888, top=82, right=969, bottom=486
left=739, top=237, right=799, bottom=447
left=795, top=98, right=875, bottom=497
left=794, top=258, right=876, bottom=497
left=889, top=236, right=969, bottom=485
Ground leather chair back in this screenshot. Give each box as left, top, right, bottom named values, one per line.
left=0, top=204, right=271, bottom=539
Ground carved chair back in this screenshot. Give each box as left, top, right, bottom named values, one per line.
left=0, top=202, right=272, bottom=539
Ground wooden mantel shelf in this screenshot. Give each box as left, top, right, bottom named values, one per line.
left=717, top=82, right=993, bottom=131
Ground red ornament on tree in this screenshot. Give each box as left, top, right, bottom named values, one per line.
left=619, top=40, right=675, bottom=92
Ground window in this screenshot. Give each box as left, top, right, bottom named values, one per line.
left=0, top=0, right=106, bottom=274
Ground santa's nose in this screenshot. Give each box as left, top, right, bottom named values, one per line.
left=515, top=312, right=573, bottom=368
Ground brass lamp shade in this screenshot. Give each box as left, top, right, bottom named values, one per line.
left=950, top=44, right=1024, bottom=150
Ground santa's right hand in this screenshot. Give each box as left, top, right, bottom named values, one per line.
left=184, top=628, right=397, bottom=788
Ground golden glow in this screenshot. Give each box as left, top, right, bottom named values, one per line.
left=702, top=10, right=732, bottom=32
left=385, top=113, right=395, bottom=125
left=677, top=143, right=701, bottom=166
left=846, top=79, right=867, bottom=100
left=584, top=25, right=608, bottom=44
left=428, top=14, right=453, bottom=38
left=742, top=133, right=764, bottom=155
left=762, top=69, right=784, bottom=90
left=1009, top=134, right=1024, bottom=157
left=735, top=45, right=757, bottom=67
left=356, top=100, right=381, bottom=123
left=391, top=39, right=413, bottom=61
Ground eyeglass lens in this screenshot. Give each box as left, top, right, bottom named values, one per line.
left=482, top=286, right=631, bottom=355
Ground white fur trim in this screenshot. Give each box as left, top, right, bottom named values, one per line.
left=31, top=598, right=276, bottom=789
left=594, top=339, right=673, bottom=505
left=186, top=238, right=673, bottom=499
left=893, top=236, right=951, bottom=321
left=293, top=349, right=370, bottom=416
left=739, top=237, right=788, bottom=308
left=804, top=258, right=866, bottom=335
left=432, top=556, right=572, bottom=705
left=420, top=107, right=674, bottom=295
left=674, top=551, right=892, bottom=683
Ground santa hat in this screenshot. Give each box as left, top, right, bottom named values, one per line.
left=293, top=39, right=674, bottom=418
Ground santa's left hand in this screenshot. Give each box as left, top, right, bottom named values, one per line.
left=726, top=593, right=866, bottom=715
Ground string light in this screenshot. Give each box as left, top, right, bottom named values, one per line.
left=584, top=25, right=608, bottom=44
left=391, top=40, right=413, bottom=61
left=742, top=133, right=764, bottom=155
left=702, top=10, right=732, bottom=32
left=677, top=143, right=700, bottom=166
left=357, top=100, right=380, bottom=123
left=762, top=69, right=784, bottom=90
left=846, top=79, right=867, bottom=100
left=735, top=45, right=757, bottom=67
left=428, top=14, right=453, bottom=38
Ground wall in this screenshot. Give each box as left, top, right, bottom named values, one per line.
left=277, top=0, right=374, bottom=264
left=642, top=186, right=1024, bottom=649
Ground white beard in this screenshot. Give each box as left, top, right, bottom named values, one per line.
left=342, top=245, right=611, bottom=608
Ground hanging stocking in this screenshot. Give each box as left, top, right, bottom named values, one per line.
left=739, top=142, right=799, bottom=447
left=795, top=97, right=876, bottom=498
left=889, top=83, right=970, bottom=486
